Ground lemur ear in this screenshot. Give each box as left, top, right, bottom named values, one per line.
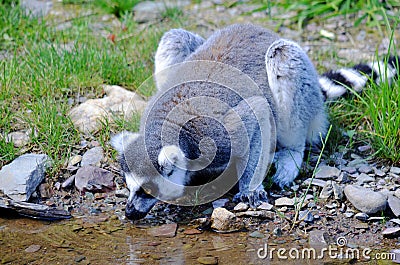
left=158, top=145, right=186, bottom=169
left=110, top=131, right=140, bottom=154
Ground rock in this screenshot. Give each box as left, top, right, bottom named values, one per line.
left=303, top=178, right=326, bottom=187
left=69, top=85, right=146, bottom=134
left=196, top=256, right=218, bottom=265
left=332, top=182, right=344, bottom=200
left=308, top=230, right=328, bottom=248
left=357, top=145, right=371, bottom=152
left=0, top=154, right=51, bottom=201
left=391, top=167, right=400, bottom=175
left=358, top=165, right=373, bottom=174
left=356, top=173, right=375, bottom=185
left=233, top=202, right=249, bottom=211
left=6, top=131, right=30, bottom=147
left=382, top=227, right=400, bottom=237
left=133, top=1, right=190, bottom=23
left=388, top=195, right=400, bottom=217
left=67, top=155, right=82, bottom=167
left=61, top=175, right=75, bottom=189
left=344, top=212, right=354, bottom=218
left=74, top=166, right=115, bottom=193
left=21, top=0, right=52, bottom=17
left=354, top=212, right=369, bottom=221
left=344, top=185, right=387, bottom=214
left=235, top=210, right=275, bottom=219
left=274, top=197, right=295, bottom=207
left=249, top=231, right=265, bottom=238
left=390, top=249, right=400, bottom=263
left=315, top=166, right=340, bottom=179
left=342, top=166, right=357, bottom=174
left=211, top=207, right=244, bottom=232
left=81, top=147, right=103, bottom=167
left=148, top=223, right=177, bottom=237
left=257, top=202, right=273, bottom=211
left=319, top=181, right=333, bottom=200
left=24, top=244, right=41, bottom=253
left=212, top=198, right=229, bottom=209
left=374, top=168, right=386, bottom=177
left=299, top=210, right=314, bottom=223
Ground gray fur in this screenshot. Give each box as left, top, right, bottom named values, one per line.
left=112, top=24, right=328, bottom=220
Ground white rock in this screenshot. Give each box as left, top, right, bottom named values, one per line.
left=69, top=85, right=146, bottom=134
left=315, top=166, right=340, bottom=179
left=211, top=207, right=244, bottom=232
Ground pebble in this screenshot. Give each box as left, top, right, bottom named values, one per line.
left=319, top=180, right=333, bottom=200
left=274, top=197, right=295, bottom=207
left=211, top=208, right=244, bottom=232
left=342, top=166, right=357, bottom=174
left=344, top=185, right=387, bottom=214
left=356, top=173, right=375, bottom=185
left=0, top=153, right=51, bottom=201
left=148, top=223, right=177, bottom=237
left=357, top=145, right=371, bottom=152
left=24, top=244, right=41, bottom=253
left=74, top=166, right=115, bottom=193
left=233, top=202, right=249, bottom=212
left=315, top=165, right=341, bottom=179
left=388, top=195, right=400, bottom=217
left=235, top=210, right=275, bottom=219
left=308, top=230, right=327, bottom=248
left=344, top=212, right=354, bottom=218
left=354, top=212, right=369, bottom=221
left=67, top=155, right=82, bottom=167
left=81, top=147, right=103, bottom=167
left=115, top=188, right=129, bottom=198
left=391, top=167, right=400, bottom=175
left=332, top=182, right=344, bottom=200
left=183, top=228, right=202, bottom=235
left=61, top=175, right=75, bottom=189
left=382, top=227, right=400, bottom=237
left=303, top=178, right=326, bottom=187
left=197, top=256, right=218, bottom=265
left=374, top=168, right=386, bottom=177
left=257, top=202, right=273, bottom=211
left=273, top=227, right=282, bottom=237
left=358, top=165, right=373, bottom=174
left=249, top=231, right=265, bottom=238
left=6, top=131, right=30, bottom=147
left=299, top=210, right=314, bottom=223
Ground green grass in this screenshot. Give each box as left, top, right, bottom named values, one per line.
left=258, top=0, right=400, bottom=31
left=0, top=3, right=183, bottom=171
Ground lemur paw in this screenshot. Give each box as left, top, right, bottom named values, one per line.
left=233, top=188, right=269, bottom=208
left=272, top=167, right=297, bottom=189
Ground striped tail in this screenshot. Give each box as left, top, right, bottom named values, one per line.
left=319, top=55, right=399, bottom=100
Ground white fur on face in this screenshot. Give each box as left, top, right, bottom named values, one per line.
left=124, top=172, right=144, bottom=201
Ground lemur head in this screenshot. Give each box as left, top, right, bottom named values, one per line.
left=111, top=131, right=187, bottom=220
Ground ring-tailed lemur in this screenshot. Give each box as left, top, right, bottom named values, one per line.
left=111, top=24, right=399, bottom=220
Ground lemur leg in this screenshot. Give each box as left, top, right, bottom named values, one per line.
left=265, top=39, right=326, bottom=188
left=154, top=29, right=204, bottom=74
left=224, top=96, right=275, bottom=207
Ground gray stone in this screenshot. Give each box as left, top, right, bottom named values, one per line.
left=308, top=230, right=328, bottom=249
left=319, top=181, right=333, bottom=200
left=69, top=85, right=146, bottom=134
left=332, top=182, right=344, bottom=200
left=355, top=212, right=369, bottom=221
left=388, top=195, right=400, bottom=217
left=233, top=202, right=249, bottom=212
left=344, top=212, right=354, bottom=218
left=374, top=168, right=386, bottom=177
left=21, top=0, right=52, bottom=17
left=299, top=210, right=314, bottom=223
left=303, top=178, right=326, bottom=188
left=81, top=147, right=103, bottom=167
left=212, top=198, right=229, bottom=209
left=344, top=185, right=387, bottom=214
left=342, top=166, right=357, bottom=174
left=382, top=227, right=400, bottom=237
left=249, top=231, right=265, bottom=238
left=273, top=227, right=282, bottom=237
left=61, top=175, right=75, bottom=189
left=6, top=131, right=30, bottom=147
left=67, top=155, right=82, bottom=167
left=358, top=165, right=373, bottom=174
left=357, top=145, right=371, bottom=152
left=211, top=207, right=244, bottom=232
left=257, top=202, right=273, bottom=211
left=348, top=159, right=366, bottom=168
left=274, top=197, right=295, bottom=207
left=115, top=188, right=129, bottom=198
left=315, top=166, right=341, bottom=179
left=391, top=167, right=400, bottom=175
left=0, top=154, right=51, bottom=201
left=235, top=210, right=275, bottom=219
left=356, top=173, right=375, bottom=185
left=74, top=166, right=115, bottom=193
